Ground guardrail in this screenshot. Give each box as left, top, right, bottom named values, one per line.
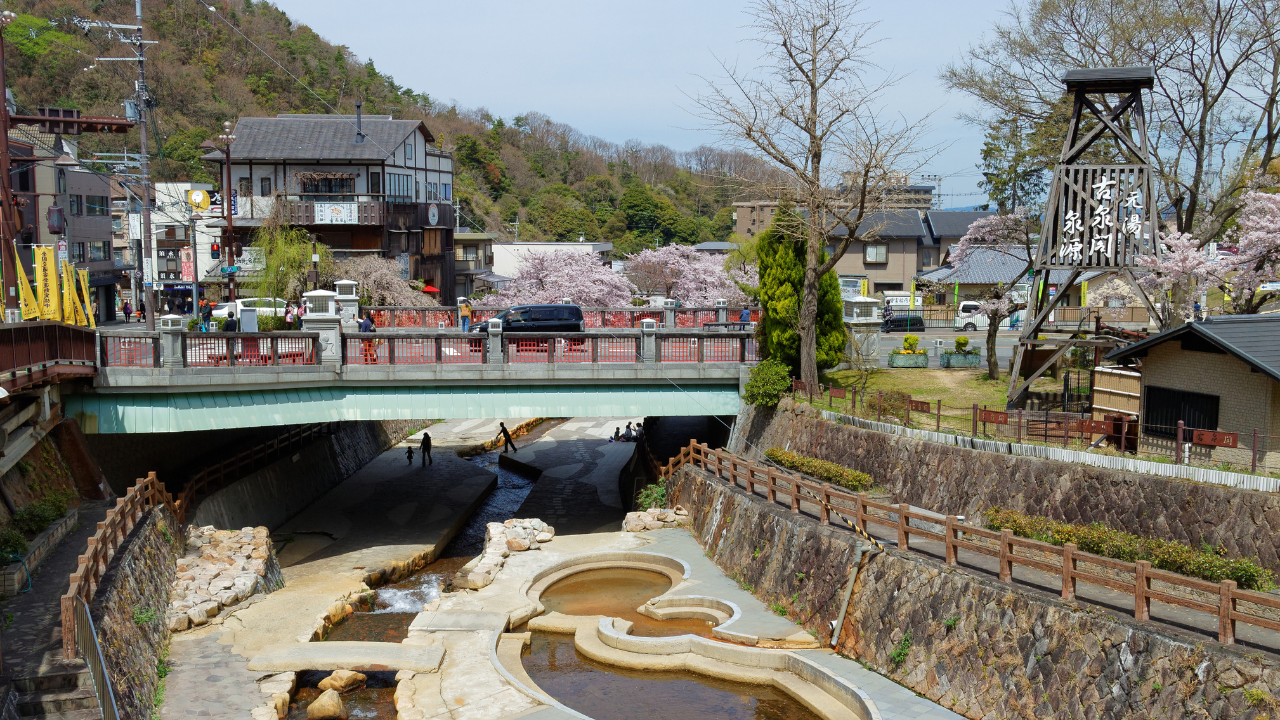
left=71, top=595, right=121, bottom=720
left=657, top=333, right=759, bottom=362
left=0, top=321, right=97, bottom=393
left=364, top=306, right=761, bottom=329
left=343, top=335, right=488, bottom=364
left=174, top=424, right=329, bottom=522
left=101, top=332, right=160, bottom=367
left=182, top=333, right=320, bottom=367
left=61, top=473, right=177, bottom=660
left=663, top=441, right=1278, bottom=646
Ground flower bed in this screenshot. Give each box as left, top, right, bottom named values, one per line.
left=888, top=353, right=928, bottom=368
left=764, top=448, right=873, bottom=491
left=985, top=506, right=1275, bottom=591
left=939, top=352, right=980, bottom=368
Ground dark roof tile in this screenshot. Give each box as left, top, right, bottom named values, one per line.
left=202, top=115, right=435, bottom=161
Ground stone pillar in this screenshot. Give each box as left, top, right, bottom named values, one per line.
left=487, top=318, right=504, bottom=364
left=302, top=289, right=342, bottom=366
left=715, top=298, right=728, bottom=324
left=334, top=279, right=359, bottom=323
left=641, top=319, right=657, bottom=363
left=159, top=314, right=185, bottom=368
left=663, top=299, right=676, bottom=329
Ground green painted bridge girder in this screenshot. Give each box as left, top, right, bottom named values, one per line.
left=65, top=384, right=744, bottom=434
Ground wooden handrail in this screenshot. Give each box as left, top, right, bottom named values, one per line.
left=663, top=440, right=1268, bottom=646
left=61, top=472, right=177, bottom=660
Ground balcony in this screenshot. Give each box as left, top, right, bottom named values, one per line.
left=281, top=195, right=386, bottom=226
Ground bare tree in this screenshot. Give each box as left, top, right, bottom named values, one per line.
left=695, top=0, right=938, bottom=387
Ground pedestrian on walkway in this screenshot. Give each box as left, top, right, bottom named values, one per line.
left=739, top=307, right=750, bottom=328
left=406, top=445, right=414, bottom=464
left=460, top=300, right=472, bottom=332
left=358, top=311, right=378, bottom=363
left=421, top=431, right=432, bottom=466
left=223, top=310, right=238, bottom=333
left=136, top=301, right=145, bottom=323
left=201, top=300, right=213, bottom=332
left=122, top=300, right=132, bottom=323
left=284, top=302, right=296, bottom=330
left=499, top=422, right=517, bottom=454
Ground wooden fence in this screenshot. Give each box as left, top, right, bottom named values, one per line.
left=61, top=473, right=177, bottom=660
left=662, top=441, right=1278, bottom=646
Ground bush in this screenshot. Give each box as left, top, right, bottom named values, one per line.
left=186, top=317, right=228, bottom=332
left=892, top=334, right=926, bottom=355
left=765, top=448, right=873, bottom=491
left=952, top=336, right=975, bottom=354
left=986, top=507, right=1275, bottom=591
left=636, top=483, right=667, bottom=510
left=743, top=358, right=791, bottom=406
left=11, top=491, right=73, bottom=536
left=0, top=525, right=27, bottom=557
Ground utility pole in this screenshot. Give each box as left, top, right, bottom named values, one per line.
left=0, top=11, right=20, bottom=321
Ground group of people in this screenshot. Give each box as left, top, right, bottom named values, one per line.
left=610, top=421, right=643, bottom=443
left=405, top=422, right=519, bottom=466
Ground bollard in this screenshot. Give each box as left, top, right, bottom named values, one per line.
left=877, top=391, right=883, bottom=422
left=972, top=404, right=978, bottom=436
left=1176, top=421, right=1185, bottom=464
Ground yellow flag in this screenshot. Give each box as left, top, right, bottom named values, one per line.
left=78, top=269, right=95, bottom=329
left=13, top=243, right=38, bottom=320
left=34, top=247, right=60, bottom=320
left=62, top=261, right=87, bottom=326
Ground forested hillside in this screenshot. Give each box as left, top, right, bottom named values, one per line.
left=6, top=0, right=773, bottom=254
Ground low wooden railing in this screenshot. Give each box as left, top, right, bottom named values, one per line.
left=61, top=473, right=177, bottom=660
left=663, top=441, right=1279, bottom=646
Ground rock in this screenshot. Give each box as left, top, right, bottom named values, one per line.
left=535, top=532, right=553, bottom=543
left=657, top=510, right=677, bottom=522
left=259, top=672, right=296, bottom=696
left=271, top=692, right=290, bottom=718
left=217, top=589, right=239, bottom=606
left=167, top=613, right=190, bottom=632
left=506, top=537, right=530, bottom=552
left=542, top=525, right=555, bottom=538
left=623, top=514, right=648, bottom=532
left=395, top=670, right=416, bottom=682
left=643, top=519, right=666, bottom=531
left=398, top=709, right=425, bottom=720
left=306, top=689, right=347, bottom=719
left=318, top=669, right=366, bottom=693
left=674, top=505, right=689, bottom=516
left=530, top=519, right=546, bottom=531
left=251, top=706, right=277, bottom=720
left=186, top=606, right=209, bottom=626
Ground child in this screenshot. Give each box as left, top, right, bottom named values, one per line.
left=406, top=446, right=414, bottom=465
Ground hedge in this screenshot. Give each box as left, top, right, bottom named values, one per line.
left=765, top=448, right=873, bottom=491
left=985, top=507, right=1275, bottom=591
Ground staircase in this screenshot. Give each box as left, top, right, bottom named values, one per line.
left=11, top=668, right=101, bottom=720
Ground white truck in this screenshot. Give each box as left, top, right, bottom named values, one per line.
left=953, top=285, right=1029, bottom=331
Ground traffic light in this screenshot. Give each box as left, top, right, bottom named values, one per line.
left=211, top=242, right=220, bottom=260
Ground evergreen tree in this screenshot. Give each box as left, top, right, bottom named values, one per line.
left=756, top=208, right=845, bottom=375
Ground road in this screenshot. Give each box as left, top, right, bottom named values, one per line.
left=875, top=329, right=1023, bottom=368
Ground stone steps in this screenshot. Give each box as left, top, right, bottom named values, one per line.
left=23, top=709, right=102, bottom=720
left=16, top=686, right=100, bottom=716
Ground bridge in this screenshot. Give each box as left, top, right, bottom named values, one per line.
left=66, top=321, right=757, bottom=433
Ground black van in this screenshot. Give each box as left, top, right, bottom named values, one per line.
left=880, top=315, right=925, bottom=333
left=472, top=304, right=586, bottom=333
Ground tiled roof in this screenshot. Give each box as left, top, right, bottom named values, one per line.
left=925, top=210, right=996, bottom=239
left=201, top=115, right=434, bottom=162
left=919, top=245, right=1096, bottom=285
left=830, top=209, right=925, bottom=239
left=1106, top=314, right=1280, bottom=382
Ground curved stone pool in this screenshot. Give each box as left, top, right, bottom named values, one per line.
left=537, top=567, right=715, bottom=637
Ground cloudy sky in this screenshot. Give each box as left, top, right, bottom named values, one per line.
left=271, top=0, right=1009, bottom=207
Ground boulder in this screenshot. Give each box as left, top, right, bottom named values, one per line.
left=542, top=525, right=555, bottom=538
left=530, top=519, right=546, bottom=531
left=657, top=510, right=676, bottom=522
left=674, top=505, right=689, bottom=516
left=505, top=537, right=530, bottom=552
left=622, top=513, right=648, bottom=532
left=259, top=672, right=295, bottom=696
left=271, top=692, right=290, bottom=718
left=395, top=670, right=416, bottom=683
left=186, top=606, right=209, bottom=627
left=251, top=707, right=277, bottom=720
left=167, top=613, right=190, bottom=632
left=317, top=669, right=366, bottom=693
left=306, top=689, right=347, bottom=719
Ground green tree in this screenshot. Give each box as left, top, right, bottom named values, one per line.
left=756, top=209, right=844, bottom=374
left=711, top=206, right=736, bottom=241
left=248, top=211, right=334, bottom=304
left=977, top=117, right=1047, bottom=213
left=455, top=134, right=511, bottom=196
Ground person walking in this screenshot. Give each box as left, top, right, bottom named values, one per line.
left=201, top=300, right=213, bottom=332
left=739, top=306, right=750, bottom=327
left=459, top=300, right=472, bottom=332
left=498, top=421, right=517, bottom=454
left=284, top=302, right=296, bottom=330
left=136, top=300, right=145, bottom=323
left=121, top=300, right=132, bottom=324
left=223, top=310, right=238, bottom=333
left=882, top=304, right=895, bottom=333
left=420, top=431, right=432, bottom=466
left=406, top=445, right=415, bottom=464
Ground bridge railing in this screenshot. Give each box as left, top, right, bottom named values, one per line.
left=656, top=333, right=759, bottom=363
left=182, top=332, right=321, bottom=367
left=364, top=305, right=761, bottom=329
left=502, top=334, right=642, bottom=364
left=343, top=334, right=488, bottom=365
left=101, top=331, right=160, bottom=367
left=0, top=321, right=98, bottom=392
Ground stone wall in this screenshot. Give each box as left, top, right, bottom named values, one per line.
left=190, top=419, right=422, bottom=531
left=91, top=505, right=182, bottom=720
left=668, top=463, right=1280, bottom=720
left=730, top=399, right=1280, bottom=575
left=0, top=436, right=79, bottom=525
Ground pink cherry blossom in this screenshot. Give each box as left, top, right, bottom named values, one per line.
left=626, top=245, right=749, bottom=305
left=489, top=249, right=636, bottom=306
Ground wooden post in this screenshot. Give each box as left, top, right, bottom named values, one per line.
left=1219, top=580, right=1237, bottom=644
left=944, top=515, right=957, bottom=565
left=972, top=404, right=978, bottom=436
left=1176, top=421, right=1185, bottom=464
left=999, top=529, right=1013, bottom=582
left=936, top=400, right=942, bottom=432
left=1121, top=415, right=1130, bottom=453
left=905, top=394, right=912, bottom=426
left=1135, top=560, right=1151, bottom=621
left=1062, top=543, right=1077, bottom=600
left=897, top=503, right=909, bottom=548
left=789, top=474, right=799, bottom=513
left=1252, top=428, right=1259, bottom=473
left=1017, top=409, right=1023, bottom=443
left=877, top=391, right=883, bottom=422
left=766, top=471, right=776, bottom=503
left=820, top=488, right=830, bottom=525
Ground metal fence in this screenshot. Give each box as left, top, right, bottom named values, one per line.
left=100, top=333, right=159, bottom=367
left=71, top=595, right=120, bottom=720
left=183, top=333, right=320, bottom=367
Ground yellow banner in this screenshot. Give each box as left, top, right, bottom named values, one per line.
left=78, top=269, right=95, bottom=329
left=13, top=243, right=38, bottom=320
left=62, top=261, right=86, bottom=326
left=34, top=247, right=60, bottom=320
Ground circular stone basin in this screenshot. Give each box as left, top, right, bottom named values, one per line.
left=523, top=632, right=822, bottom=720
left=538, top=567, right=714, bottom=637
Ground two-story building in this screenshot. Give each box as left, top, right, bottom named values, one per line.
left=453, top=230, right=501, bottom=299
left=827, top=210, right=930, bottom=294
left=203, top=113, right=456, bottom=296
left=922, top=210, right=995, bottom=272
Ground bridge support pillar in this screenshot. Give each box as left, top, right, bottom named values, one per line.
left=487, top=319, right=504, bottom=364
left=663, top=298, right=676, bottom=329
left=641, top=319, right=657, bottom=362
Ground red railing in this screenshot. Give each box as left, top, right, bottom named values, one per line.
left=673, top=309, right=719, bottom=328
left=101, top=333, right=159, bottom=367
left=343, top=334, right=487, bottom=364
left=183, top=333, right=319, bottom=367
left=367, top=307, right=458, bottom=328
left=655, top=335, right=759, bottom=363
left=0, top=321, right=96, bottom=393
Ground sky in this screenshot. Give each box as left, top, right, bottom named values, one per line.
left=270, top=0, right=1010, bottom=207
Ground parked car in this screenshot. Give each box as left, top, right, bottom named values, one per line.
left=470, top=304, right=586, bottom=333
left=880, top=315, right=925, bottom=333
left=211, top=297, right=288, bottom=318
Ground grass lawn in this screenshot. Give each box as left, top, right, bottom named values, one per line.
left=820, top=367, right=1061, bottom=410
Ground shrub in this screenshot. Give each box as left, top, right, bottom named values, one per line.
left=765, top=448, right=873, bottom=491
left=903, top=334, right=919, bottom=351
left=186, top=317, right=229, bottom=332
left=743, top=358, right=791, bottom=406
left=889, top=630, right=912, bottom=665
left=0, top=525, right=27, bottom=557
left=952, top=336, right=974, bottom=354
left=636, top=483, right=667, bottom=510
left=985, top=507, right=1275, bottom=591
left=11, top=491, right=73, bottom=536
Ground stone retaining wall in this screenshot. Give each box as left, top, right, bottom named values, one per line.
left=91, top=505, right=182, bottom=720
left=190, top=420, right=422, bottom=531
left=669, top=463, right=1280, bottom=720
left=730, top=399, right=1280, bottom=575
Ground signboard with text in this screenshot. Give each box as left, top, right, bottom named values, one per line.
left=1192, top=430, right=1238, bottom=448
left=316, top=202, right=358, bottom=224
left=977, top=409, right=1009, bottom=425
left=180, top=246, right=194, bottom=282
left=1043, top=165, right=1157, bottom=269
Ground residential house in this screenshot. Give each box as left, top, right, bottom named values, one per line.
left=1105, top=315, right=1280, bottom=469
left=692, top=241, right=736, bottom=255
left=454, top=230, right=499, bottom=299
left=491, top=241, right=613, bottom=282
left=731, top=185, right=936, bottom=239
left=922, top=210, right=995, bottom=271
left=918, top=245, right=1094, bottom=307
left=203, top=113, right=456, bottom=296
left=828, top=210, right=930, bottom=294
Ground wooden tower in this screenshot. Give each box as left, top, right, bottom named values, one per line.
left=1007, top=66, right=1165, bottom=409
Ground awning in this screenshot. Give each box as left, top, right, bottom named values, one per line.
left=422, top=285, right=440, bottom=292
left=477, top=272, right=512, bottom=283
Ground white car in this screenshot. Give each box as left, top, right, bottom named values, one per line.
left=211, top=297, right=289, bottom=318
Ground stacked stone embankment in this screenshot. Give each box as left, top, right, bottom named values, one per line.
left=622, top=505, right=690, bottom=532
left=732, top=398, right=1280, bottom=575
left=166, top=524, right=283, bottom=632
left=452, top=518, right=555, bottom=590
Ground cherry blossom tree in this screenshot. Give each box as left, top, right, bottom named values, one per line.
left=333, top=256, right=439, bottom=307
left=1219, top=190, right=1280, bottom=314
left=490, top=250, right=636, bottom=307
left=1134, top=233, right=1214, bottom=325
left=949, top=209, right=1037, bottom=379
left=625, top=245, right=749, bottom=305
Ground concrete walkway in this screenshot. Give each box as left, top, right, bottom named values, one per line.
left=796, top=650, right=964, bottom=720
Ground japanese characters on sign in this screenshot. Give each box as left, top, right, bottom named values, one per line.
left=1191, top=430, right=1238, bottom=448
left=1054, top=167, right=1148, bottom=267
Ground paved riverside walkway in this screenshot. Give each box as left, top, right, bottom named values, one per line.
left=712, top=467, right=1280, bottom=656
left=0, top=500, right=109, bottom=680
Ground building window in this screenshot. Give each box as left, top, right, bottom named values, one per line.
left=17, top=169, right=30, bottom=193
left=56, top=170, right=66, bottom=193
left=1143, top=386, right=1219, bottom=439
left=238, top=177, right=252, bottom=197
left=369, top=172, right=382, bottom=194
left=69, top=195, right=83, bottom=215
left=921, top=249, right=933, bottom=266
left=416, top=180, right=421, bottom=201
left=405, top=140, right=415, bottom=161
left=86, top=195, right=109, bottom=217
left=455, top=245, right=478, bottom=261
left=71, top=242, right=85, bottom=263
left=300, top=177, right=354, bottom=195
left=112, top=217, right=123, bottom=233
left=442, top=183, right=452, bottom=201
left=90, top=241, right=110, bottom=261
left=386, top=173, right=412, bottom=201
left=865, top=244, right=888, bottom=263
left=260, top=177, right=272, bottom=196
